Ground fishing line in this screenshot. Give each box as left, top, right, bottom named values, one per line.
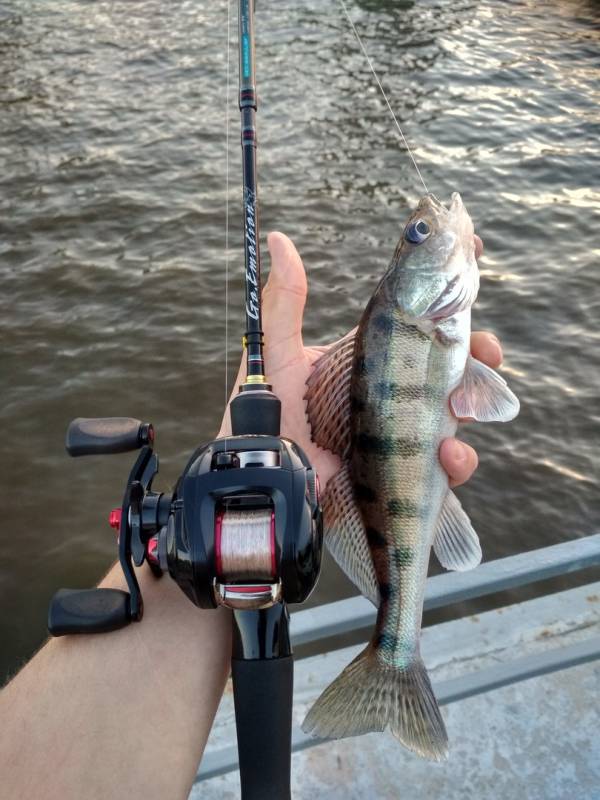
left=224, top=0, right=231, bottom=443
left=336, top=0, right=429, bottom=194
left=218, top=508, right=275, bottom=581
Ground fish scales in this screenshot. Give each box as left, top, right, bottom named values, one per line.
left=351, top=294, right=466, bottom=669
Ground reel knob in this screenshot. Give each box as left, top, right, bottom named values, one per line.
left=47, top=423, right=165, bottom=638
left=66, top=417, right=154, bottom=457
left=48, top=588, right=133, bottom=636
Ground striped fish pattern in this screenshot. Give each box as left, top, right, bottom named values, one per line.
left=302, top=193, right=519, bottom=759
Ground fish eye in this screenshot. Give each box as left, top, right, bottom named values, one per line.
left=405, top=219, right=431, bottom=245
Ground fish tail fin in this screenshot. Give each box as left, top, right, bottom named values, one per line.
left=302, top=645, right=448, bottom=761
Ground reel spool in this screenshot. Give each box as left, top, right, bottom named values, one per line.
left=216, top=508, right=275, bottom=584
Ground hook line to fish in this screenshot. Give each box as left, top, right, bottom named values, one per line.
left=337, top=0, right=429, bottom=194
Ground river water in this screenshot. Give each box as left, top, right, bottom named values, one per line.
left=1, top=0, right=599, bottom=682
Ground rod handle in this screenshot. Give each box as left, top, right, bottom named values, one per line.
left=231, top=655, right=293, bottom=800
left=48, top=588, right=132, bottom=636
left=66, top=417, right=154, bottom=456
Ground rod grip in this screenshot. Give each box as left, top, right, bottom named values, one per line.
left=66, top=417, right=153, bottom=456
left=231, top=655, right=293, bottom=800
left=48, top=588, right=132, bottom=636
left=230, top=391, right=281, bottom=436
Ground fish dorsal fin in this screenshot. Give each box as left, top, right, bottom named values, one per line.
left=305, top=329, right=356, bottom=458
left=451, top=355, right=520, bottom=422
left=433, top=489, right=481, bottom=571
left=322, top=464, right=379, bottom=606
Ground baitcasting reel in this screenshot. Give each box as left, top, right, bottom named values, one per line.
left=49, top=413, right=322, bottom=636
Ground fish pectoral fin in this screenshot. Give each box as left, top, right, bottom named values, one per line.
left=305, top=328, right=356, bottom=458
left=433, top=489, right=482, bottom=572
left=322, top=464, right=380, bottom=606
left=450, top=355, right=520, bottom=423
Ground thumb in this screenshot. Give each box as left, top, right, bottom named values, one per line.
left=263, top=232, right=307, bottom=358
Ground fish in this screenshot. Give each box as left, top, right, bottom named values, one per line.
left=301, top=192, right=519, bottom=760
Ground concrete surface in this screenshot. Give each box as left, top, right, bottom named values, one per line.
left=190, top=582, right=600, bottom=800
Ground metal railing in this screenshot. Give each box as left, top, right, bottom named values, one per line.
left=291, top=533, right=600, bottom=648
left=196, top=533, right=600, bottom=783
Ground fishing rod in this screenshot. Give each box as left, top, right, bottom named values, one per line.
left=46, top=1, right=323, bottom=798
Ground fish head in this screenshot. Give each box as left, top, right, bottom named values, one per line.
left=391, top=192, right=479, bottom=322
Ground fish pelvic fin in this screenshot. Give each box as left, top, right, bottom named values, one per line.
left=434, top=489, right=482, bottom=572
left=302, top=645, right=448, bottom=762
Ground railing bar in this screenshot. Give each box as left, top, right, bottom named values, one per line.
left=425, top=536, right=600, bottom=611
left=438, top=634, right=600, bottom=704
left=291, top=534, right=600, bottom=647
left=195, top=634, right=600, bottom=782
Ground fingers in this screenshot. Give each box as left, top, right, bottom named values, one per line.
left=470, top=331, right=502, bottom=368
left=262, top=232, right=307, bottom=357
left=439, top=438, right=479, bottom=488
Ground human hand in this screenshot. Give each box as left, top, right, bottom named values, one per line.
left=219, top=232, right=502, bottom=490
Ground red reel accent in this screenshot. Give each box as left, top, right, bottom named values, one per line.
left=146, top=537, right=159, bottom=566
left=109, top=508, right=122, bottom=532
left=270, top=511, right=276, bottom=578
left=226, top=585, right=271, bottom=594
left=215, top=509, right=225, bottom=578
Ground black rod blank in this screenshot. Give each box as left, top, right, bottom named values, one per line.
left=238, top=0, right=265, bottom=382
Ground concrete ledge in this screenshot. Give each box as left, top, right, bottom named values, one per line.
left=191, top=581, right=600, bottom=799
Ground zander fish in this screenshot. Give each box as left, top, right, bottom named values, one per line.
left=302, top=192, right=519, bottom=759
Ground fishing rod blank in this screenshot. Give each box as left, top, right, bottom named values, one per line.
left=228, top=0, right=281, bottom=439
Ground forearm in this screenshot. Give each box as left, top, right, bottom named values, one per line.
left=0, top=562, right=231, bottom=800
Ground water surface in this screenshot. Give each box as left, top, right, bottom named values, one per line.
left=1, top=0, right=599, bottom=681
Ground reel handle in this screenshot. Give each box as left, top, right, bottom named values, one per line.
left=48, top=588, right=133, bottom=636
left=66, top=417, right=154, bottom=457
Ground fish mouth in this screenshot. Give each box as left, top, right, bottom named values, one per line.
left=417, top=192, right=463, bottom=215
left=418, top=193, right=446, bottom=213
